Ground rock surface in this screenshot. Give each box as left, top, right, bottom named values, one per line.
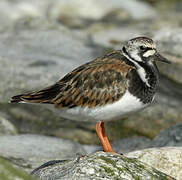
left=152, top=123, right=182, bottom=147
left=83, top=136, right=152, bottom=154
left=84, top=122, right=182, bottom=154
left=0, top=29, right=98, bottom=103
left=0, top=115, right=17, bottom=135
left=0, top=134, right=85, bottom=172
left=0, top=0, right=157, bottom=30
left=91, top=27, right=147, bottom=48
left=55, top=0, right=156, bottom=20
left=0, top=157, right=36, bottom=180
left=31, top=151, right=175, bottom=180
left=127, top=147, right=182, bottom=180
left=0, top=0, right=156, bottom=22
left=111, top=136, right=152, bottom=154
left=154, top=28, right=182, bottom=84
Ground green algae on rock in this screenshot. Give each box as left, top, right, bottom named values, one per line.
left=32, top=151, right=175, bottom=180
left=0, top=158, right=36, bottom=180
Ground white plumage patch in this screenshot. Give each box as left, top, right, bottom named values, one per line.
left=57, top=91, right=148, bottom=122
left=123, top=51, right=150, bottom=87
left=137, top=66, right=150, bottom=86
left=143, top=50, right=155, bottom=57
left=130, top=50, right=142, bottom=62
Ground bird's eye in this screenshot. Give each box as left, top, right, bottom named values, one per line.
left=139, top=46, right=145, bottom=51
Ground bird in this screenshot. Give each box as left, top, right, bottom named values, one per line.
left=10, top=37, right=170, bottom=153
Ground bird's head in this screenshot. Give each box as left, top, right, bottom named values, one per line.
left=122, top=37, right=171, bottom=65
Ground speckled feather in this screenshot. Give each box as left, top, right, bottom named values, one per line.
left=11, top=50, right=134, bottom=108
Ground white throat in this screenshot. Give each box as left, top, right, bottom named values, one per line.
left=131, top=51, right=142, bottom=62
left=123, top=50, right=150, bottom=87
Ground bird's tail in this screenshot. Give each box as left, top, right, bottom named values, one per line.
left=10, top=83, right=61, bottom=104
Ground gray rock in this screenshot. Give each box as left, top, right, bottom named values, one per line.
left=82, top=144, right=101, bottom=154
left=50, top=0, right=156, bottom=21
left=31, top=151, right=175, bottom=180
left=0, top=0, right=156, bottom=31
left=83, top=122, right=182, bottom=154
left=0, top=0, right=47, bottom=21
left=0, top=115, right=17, bottom=135
left=112, top=136, right=152, bottom=154
left=176, top=1, right=182, bottom=12
left=126, top=147, right=182, bottom=180
left=0, top=29, right=98, bottom=104
left=153, top=28, right=182, bottom=84
left=0, top=157, right=36, bottom=180
left=82, top=136, right=152, bottom=154
left=91, top=27, right=147, bottom=48
left=152, top=123, right=182, bottom=147
left=0, top=0, right=53, bottom=31
left=157, top=54, right=182, bottom=85
left=154, top=28, right=182, bottom=57
left=0, top=134, right=86, bottom=172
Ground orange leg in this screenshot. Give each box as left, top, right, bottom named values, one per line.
left=95, top=121, right=115, bottom=152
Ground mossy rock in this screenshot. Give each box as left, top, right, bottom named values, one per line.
left=32, top=151, right=175, bottom=180
left=0, top=157, right=36, bottom=180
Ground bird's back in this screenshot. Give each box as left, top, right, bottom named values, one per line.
left=11, top=51, right=132, bottom=108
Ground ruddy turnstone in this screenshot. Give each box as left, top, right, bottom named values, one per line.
left=10, top=37, right=170, bottom=153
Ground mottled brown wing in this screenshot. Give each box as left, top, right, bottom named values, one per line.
left=10, top=51, right=134, bottom=108
left=53, top=53, right=134, bottom=108
left=10, top=83, right=63, bottom=103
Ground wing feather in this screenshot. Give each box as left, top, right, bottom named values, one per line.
left=10, top=51, right=134, bottom=108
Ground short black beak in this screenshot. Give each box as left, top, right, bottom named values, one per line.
left=155, top=52, right=171, bottom=64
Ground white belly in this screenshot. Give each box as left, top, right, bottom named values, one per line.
left=56, top=91, right=149, bottom=122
